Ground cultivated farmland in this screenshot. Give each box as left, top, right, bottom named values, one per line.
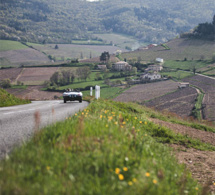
left=183, top=75, right=215, bottom=122
left=114, top=80, right=178, bottom=102
left=0, top=48, right=50, bottom=67
left=145, top=87, right=198, bottom=118
left=17, top=67, right=59, bottom=85
left=28, top=43, right=127, bottom=61
left=0, top=68, right=22, bottom=83
left=121, top=38, right=215, bottom=61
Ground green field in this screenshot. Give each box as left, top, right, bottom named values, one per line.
left=160, top=70, right=194, bottom=80
left=0, top=40, right=28, bottom=51
left=1, top=99, right=214, bottom=194
left=163, top=60, right=211, bottom=71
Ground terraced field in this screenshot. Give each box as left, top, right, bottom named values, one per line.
left=183, top=74, right=215, bottom=121
left=145, top=87, right=198, bottom=117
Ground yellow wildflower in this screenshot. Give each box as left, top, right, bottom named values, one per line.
left=153, top=179, right=157, bottom=184
left=122, top=121, right=126, bottom=125
left=145, top=172, right=150, bottom=177
left=132, top=178, right=137, bottom=183
left=118, top=174, right=124, bottom=180
left=123, top=167, right=128, bottom=171
left=75, top=113, right=77, bottom=116
left=128, top=181, right=133, bottom=186
left=115, top=168, right=120, bottom=174
left=144, top=121, right=147, bottom=125
left=139, top=121, right=142, bottom=124
left=100, top=115, right=103, bottom=119
left=145, top=134, right=147, bottom=136
left=195, top=187, right=199, bottom=190
left=106, top=124, right=109, bottom=128
left=82, top=112, right=84, bottom=115
left=46, top=166, right=50, bottom=171
left=108, top=116, right=113, bottom=121
left=134, top=117, right=137, bottom=120
left=112, top=112, right=115, bottom=115
left=115, top=122, right=118, bottom=125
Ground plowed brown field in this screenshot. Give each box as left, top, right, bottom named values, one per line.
left=114, top=80, right=178, bottom=102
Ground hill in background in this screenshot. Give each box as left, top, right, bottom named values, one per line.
left=0, top=0, right=214, bottom=44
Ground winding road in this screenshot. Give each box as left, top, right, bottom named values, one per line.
left=0, top=100, right=89, bottom=159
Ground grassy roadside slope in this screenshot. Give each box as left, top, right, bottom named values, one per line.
left=0, top=88, right=30, bottom=107
left=1, top=99, right=214, bottom=194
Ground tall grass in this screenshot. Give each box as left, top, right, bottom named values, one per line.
left=0, top=88, right=30, bottom=107
left=0, top=99, right=212, bottom=194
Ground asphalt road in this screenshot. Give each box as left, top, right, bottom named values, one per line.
left=0, top=100, right=89, bottom=160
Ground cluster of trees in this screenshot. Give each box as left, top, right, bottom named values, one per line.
left=0, top=0, right=214, bottom=43
left=47, top=66, right=91, bottom=87
left=193, top=15, right=215, bottom=40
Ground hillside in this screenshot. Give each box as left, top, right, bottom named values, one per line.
left=0, top=98, right=214, bottom=194
left=122, top=38, right=215, bottom=61
left=0, top=0, right=214, bottom=44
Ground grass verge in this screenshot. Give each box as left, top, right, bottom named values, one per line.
left=0, top=99, right=213, bottom=194
left=0, top=88, right=30, bottom=107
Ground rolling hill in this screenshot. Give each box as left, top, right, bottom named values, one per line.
left=0, top=0, right=214, bottom=44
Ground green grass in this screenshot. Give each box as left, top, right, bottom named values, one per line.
left=0, top=88, right=30, bottom=107
left=163, top=60, right=211, bottom=71
left=11, top=85, right=28, bottom=89
left=0, top=40, right=28, bottom=51
left=82, top=87, right=126, bottom=99
left=161, top=70, right=193, bottom=80
left=0, top=99, right=209, bottom=194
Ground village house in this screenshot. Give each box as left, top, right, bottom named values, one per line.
left=178, top=82, right=190, bottom=89
left=97, top=65, right=107, bottom=70
left=145, top=65, right=163, bottom=72
left=140, top=72, right=161, bottom=81
left=155, top=58, right=164, bottom=63
left=113, top=61, right=132, bottom=71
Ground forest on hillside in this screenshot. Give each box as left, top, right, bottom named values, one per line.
left=0, top=0, right=214, bottom=44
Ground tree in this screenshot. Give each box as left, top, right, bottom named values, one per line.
left=50, top=72, right=63, bottom=85
left=76, top=66, right=91, bottom=81
left=100, top=51, right=110, bottom=64
left=55, top=44, right=59, bottom=49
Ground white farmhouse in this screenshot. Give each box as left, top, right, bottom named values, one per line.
left=141, top=73, right=161, bottom=81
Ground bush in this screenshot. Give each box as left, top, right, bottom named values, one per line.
left=0, top=79, right=11, bottom=88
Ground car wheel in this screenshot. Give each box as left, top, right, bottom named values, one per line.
left=64, top=99, right=66, bottom=103
left=79, top=99, right=82, bottom=103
